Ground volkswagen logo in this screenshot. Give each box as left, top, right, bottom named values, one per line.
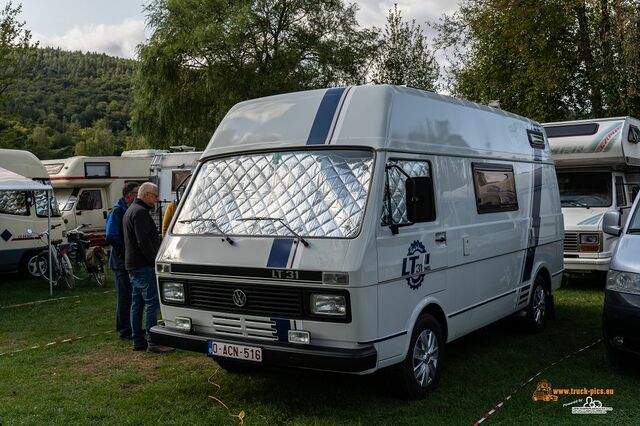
left=232, top=289, right=247, bottom=307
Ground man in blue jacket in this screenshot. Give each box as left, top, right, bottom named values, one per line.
left=106, top=182, right=139, bottom=339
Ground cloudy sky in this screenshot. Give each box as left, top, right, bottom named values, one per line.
left=10, top=0, right=459, bottom=60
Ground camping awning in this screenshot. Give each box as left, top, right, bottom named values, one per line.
left=0, top=166, right=51, bottom=191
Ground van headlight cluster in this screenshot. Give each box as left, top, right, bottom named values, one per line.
left=161, top=282, right=185, bottom=303
left=310, top=294, right=347, bottom=316
left=607, top=270, right=640, bottom=295
left=578, top=233, right=601, bottom=252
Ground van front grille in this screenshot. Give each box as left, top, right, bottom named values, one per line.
left=188, top=281, right=303, bottom=317
left=564, top=232, right=578, bottom=252
left=209, top=313, right=278, bottom=341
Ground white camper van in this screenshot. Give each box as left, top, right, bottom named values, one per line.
left=0, top=149, right=65, bottom=276
left=151, top=85, right=564, bottom=398
left=42, top=155, right=153, bottom=244
left=544, top=117, right=640, bottom=274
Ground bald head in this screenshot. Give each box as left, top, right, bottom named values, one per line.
left=138, top=182, right=159, bottom=207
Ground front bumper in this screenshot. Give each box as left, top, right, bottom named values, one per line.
left=150, top=325, right=377, bottom=373
left=603, top=290, right=640, bottom=356
left=564, top=256, right=610, bottom=272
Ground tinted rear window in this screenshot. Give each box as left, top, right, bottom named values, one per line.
left=545, top=123, right=599, bottom=138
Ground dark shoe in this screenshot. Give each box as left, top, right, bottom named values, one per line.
left=133, top=343, right=148, bottom=351
left=147, top=344, right=175, bottom=353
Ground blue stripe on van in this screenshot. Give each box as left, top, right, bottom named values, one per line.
left=267, top=238, right=294, bottom=268
left=306, top=87, right=346, bottom=145
left=273, top=318, right=291, bottom=342
left=522, top=152, right=543, bottom=283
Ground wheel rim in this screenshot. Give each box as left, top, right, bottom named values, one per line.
left=27, top=256, right=41, bottom=277
left=533, top=286, right=546, bottom=325
left=412, top=329, right=439, bottom=387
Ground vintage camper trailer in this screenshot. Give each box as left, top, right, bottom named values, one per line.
left=149, top=150, right=201, bottom=204
left=0, top=149, right=65, bottom=277
left=151, top=85, right=564, bottom=398
left=42, top=154, right=153, bottom=242
left=544, top=117, right=640, bottom=275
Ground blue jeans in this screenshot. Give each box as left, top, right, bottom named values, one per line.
left=128, top=267, right=160, bottom=348
left=114, top=269, right=132, bottom=338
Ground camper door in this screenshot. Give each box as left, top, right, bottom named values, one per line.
left=376, top=155, right=448, bottom=341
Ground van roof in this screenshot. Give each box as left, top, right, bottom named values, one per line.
left=203, top=85, right=549, bottom=162
left=0, top=149, right=48, bottom=179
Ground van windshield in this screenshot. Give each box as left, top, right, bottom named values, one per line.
left=628, top=203, right=640, bottom=233
left=173, top=150, right=374, bottom=238
left=557, top=171, right=612, bottom=207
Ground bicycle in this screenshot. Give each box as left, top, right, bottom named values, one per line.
left=66, top=223, right=107, bottom=287
left=36, top=224, right=75, bottom=290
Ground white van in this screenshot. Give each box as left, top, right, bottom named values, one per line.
left=0, top=149, right=65, bottom=276
left=150, top=85, right=564, bottom=398
left=41, top=155, right=153, bottom=244
left=544, top=117, right=640, bottom=275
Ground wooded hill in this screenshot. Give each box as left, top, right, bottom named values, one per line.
left=0, top=48, right=139, bottom=160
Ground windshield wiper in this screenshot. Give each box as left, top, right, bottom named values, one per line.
left=563, top=201, right=589, bottom=208
left=238, top=216, right=310, bottom=247
left=627, top=228, right=640, bottom=234
left=178, top=218, right=234, bottom=245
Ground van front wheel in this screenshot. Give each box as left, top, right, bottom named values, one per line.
left=389, top=313, right=444, bottom=399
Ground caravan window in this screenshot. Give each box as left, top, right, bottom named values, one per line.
left=381, top=160, right=433, bottom=226
left=615, top=176, right=627, bottom=207
left=171, top=170, right=191, bottom=192
left=0, top=191, right=28, bottom=216
left=85, top=162, right=110, bottom=178
left=76, top=190, right=102, bottom=210
left=472, top=164, right=518, bottom=213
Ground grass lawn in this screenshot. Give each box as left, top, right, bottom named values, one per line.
left=1, top=272, right=638, bottom=425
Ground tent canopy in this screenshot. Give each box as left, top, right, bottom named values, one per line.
left=0, top=166, right=51, bottom=191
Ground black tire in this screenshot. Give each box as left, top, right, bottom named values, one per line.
left=36, top=250, right=59, bottom=282
left=388, top=314, right=444, bottom=400
left=92, top=264, right=106, bottom=288
left=59, top=254, right=75, bottom=290
left=19, top=252, right=41, bottom=278
left=525, top=275, right=548, bottom=332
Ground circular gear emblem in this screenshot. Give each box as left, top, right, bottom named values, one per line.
left=403, top=240, right=428, bottom=290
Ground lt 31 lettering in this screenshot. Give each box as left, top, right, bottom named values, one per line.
left=271, top=269, right=300, bottom=280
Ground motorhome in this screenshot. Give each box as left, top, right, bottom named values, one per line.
left=42, top=154, right=153, bottom=243
left=544, top=117, right=640, bottom=275
left=0, top=149, right=65, bottom=277
left=150, top=85, right=564, bottom=398
left=149, top=150, right=201, bottom=204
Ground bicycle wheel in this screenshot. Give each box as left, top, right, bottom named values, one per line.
left=59, top=254, right=76, bottom=290
left=92, top=263, right=106, bottom=287
left=36, top=250, right=60, bottom=285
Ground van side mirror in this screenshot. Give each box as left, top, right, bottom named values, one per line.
left=406, top=176, right=436, bottom=223
left=603, top=211, right=621, bottom=236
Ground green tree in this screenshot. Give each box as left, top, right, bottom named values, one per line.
left=75, top=119, right=117, bottom=156
left=132, top=0, right=378, bottom=148
left=0, top=1, right=36, bottom=99
left=371, top=4, right=439, bottom=91
left=435, top=0, right=640, bottom=121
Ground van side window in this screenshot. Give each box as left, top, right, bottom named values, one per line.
left=76, top=190, right=102, bottom=210
left=472, top=164, right=518, bottom=213
left=0, top=191, right=28, bottom=216
left=381, top=160, right=433, bottom=226
left=615, top=176, right=626, bottom=207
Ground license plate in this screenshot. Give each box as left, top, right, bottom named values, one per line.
left=208, top=341, right=262, bottom=363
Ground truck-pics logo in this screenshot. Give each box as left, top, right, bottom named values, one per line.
left=402, top=240, right=430, bottom=290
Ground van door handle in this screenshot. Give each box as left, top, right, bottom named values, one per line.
left=435, top=232, right=447, bottom=243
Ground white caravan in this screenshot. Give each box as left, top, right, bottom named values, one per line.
left=0, top=149, right=65, bottom=276
left=544, top=117, right=640, bottom=274
left=42, top=154, right=153, bottom=243
left=151, top=85, right=564, bottom=398
left=149, top=150, right=201, bottom=204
